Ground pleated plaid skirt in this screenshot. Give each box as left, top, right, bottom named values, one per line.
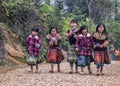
left=67, top=44, right=77, bottom=63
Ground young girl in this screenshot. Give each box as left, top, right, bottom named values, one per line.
left=66, top=20, right=79, bottom=74
left=76, top=25, right=94, bottom=74
left=25, top=27, right=42, bottom=73
left=109, top=44, right=115, bottom=60
left=93, top=24, right=110, bottom=75
left=46, top=27, right=64, bottom=73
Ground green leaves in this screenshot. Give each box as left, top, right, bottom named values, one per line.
left=1, top=0, right=16, bottom=17
left=1, top=0, right=120, bottom=49
left=107, top=21, right=120, bottom=47
left=39, top=4, right=54, bottom=13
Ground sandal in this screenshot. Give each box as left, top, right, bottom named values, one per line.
left=75, top=71, right=79, bottom=74
left=80, top=72, right=85, bottom=75
left=35, top=70, right=39, bottom=73
left=100, top=72, right=105, bottom=75
left=57, top=70, right=61, bottom=72
left=96, top=72, right=100, bottom=76
left=49, top=70, right=54, bottom=73
left=88, top=70, right=92, bottom=74
left=28, top=70, right=33, bottom=73
left=69, top=71, right=73, bottom=74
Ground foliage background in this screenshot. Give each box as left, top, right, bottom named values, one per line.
left=0, top=0, right=120, bottom=61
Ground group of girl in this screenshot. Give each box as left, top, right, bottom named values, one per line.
left=25, top=20, right=110, bottom=76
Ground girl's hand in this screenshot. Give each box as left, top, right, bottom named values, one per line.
left=54, top=40, right=58, bottom=45
left=103, top=41, right=108, bottom=47
left=100, top=44, right=104, bottom=48
left=56, top=34, right=61, bottom=40
left=68, top=30, right=73, bottom=36
left=49, top=41, right=53, bottom=46
left=93, top=45, right=96, bottom=48
left=76, top=48, right=79, bottom=52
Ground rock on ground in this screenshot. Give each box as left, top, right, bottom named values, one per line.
left=0, top=61, right=120, bottom=86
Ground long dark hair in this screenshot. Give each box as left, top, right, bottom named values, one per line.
left=49, top=27, right=58, bottom=34
left=96, top=24, right=107, bottom=35
left=78, top=25, right=88, bottom=34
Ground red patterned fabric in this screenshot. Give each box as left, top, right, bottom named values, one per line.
left=94, top=51, right=110, bottom=66
left=46, top=48, right=64, bottom=63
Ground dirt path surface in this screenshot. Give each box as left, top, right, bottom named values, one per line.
left=0, top=61, right=120, bottom=86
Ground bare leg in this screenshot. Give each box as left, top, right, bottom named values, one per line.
left=69, top=63, right=73, bottom=74
left=80, top=67, right=84, bottom=74
left=88, top=65, right=92, bottom=74
left=96, top=66, right=100, bottom=75
left=49, top=64, right=54, bottom=73
left=81, top=67, right=84, bottom=72
left=57, top=63, right=61, bottom=72
left=70, top=66, right=73, bottom=72
left=75, top=62, right=78, bottom=73
left=30, top=65, right=33, bottom=73
left=100, top=66, right=104, bottom=75
left=36, top=64, right=38, bottom=70
left=100, top=66, right=103, bottom=72
left=35, top=64, right=39, bottom=73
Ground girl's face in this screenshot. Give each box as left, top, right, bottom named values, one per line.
left=51, top=28, right=57, bottom=36
left=110, top=44, right=114, bottom=48
left=98, top=25, right=104, bottom=33
left=82, top=28, right=88, bottom=35
left=70, top=22, right=78, bottom=27
left=32, top=31, right=38, bottom=36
